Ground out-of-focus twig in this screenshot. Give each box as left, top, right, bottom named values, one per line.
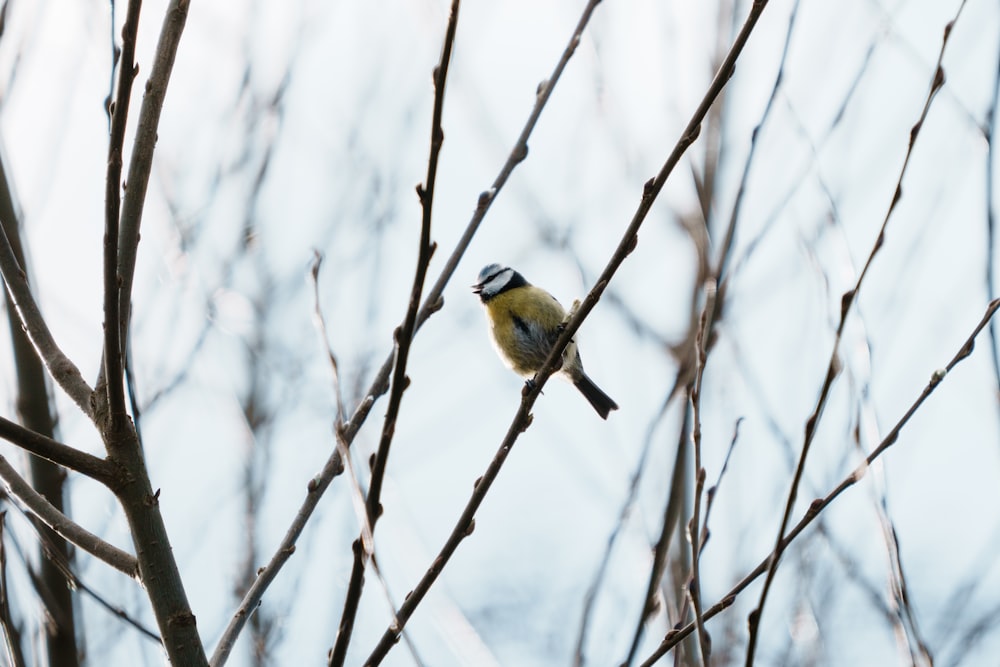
left=0, top=514, right=25, bottom=667
left=983, top=20, right=1000, bottom=405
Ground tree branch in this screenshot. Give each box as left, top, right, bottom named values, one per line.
left=640, top=298, right=1000, bottom=666
left=0, top=455, right=138, bottom=579
left=116, top=0, right=190, bottom=356
left=0, top=221, right=95, bottom=419
left=364, top=0, right=773, bottom=661
left=100, top=0, right=143, bottom=428
left=0, top=417, right=115, bottom=486
left=745, top=5, right=967, bottom=662
left=328, top=2, right=459, bottom=664
left=213, top=0, right=606, bottom=660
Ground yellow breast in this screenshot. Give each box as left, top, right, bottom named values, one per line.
left=482, top=286, right=568, bottom=376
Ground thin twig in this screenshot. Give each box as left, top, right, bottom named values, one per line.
left=310, top=254, right=415, bottom=665
left=215, top=0, right=604, bottom=661
left=640, top=298, right=1000, bottom=666
left=983, top=22, right=1000, bottom=405
left=329, top=3, right=457, bottom=664
left=0, top=514, right=25, bottom=667
left=686, top=284, right=717, bottom=667
left=364, top=1, right=773, bottom=662
left=745, top=5, right=967, bottom=662
left=0, top=223, right=94, bottom=418
left=621, top=396, right=689, bottom=666
left=0, top=456, right=138, bottom=579
left=711, top=0, right=802, bottom=349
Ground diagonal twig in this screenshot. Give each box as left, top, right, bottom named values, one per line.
left=745, top=4, right=968, bottom=662
left=329, top=2, right=459, bottom=662
left=0, top=455, right=138, bottom=579
left=364, top=1, right=774, bottom=663
left=641, top=298, right=1000, bottom=666
left=0, top=222, right=94, bottom=418
left=213, top=0, right=607, bottom=661
left=309, top=253, right=419, bottom=665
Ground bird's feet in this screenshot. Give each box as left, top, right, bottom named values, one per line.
left=522, top=378, right=544, bottom=397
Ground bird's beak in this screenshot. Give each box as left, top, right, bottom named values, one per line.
left=471, top=282, right=483, bottom=294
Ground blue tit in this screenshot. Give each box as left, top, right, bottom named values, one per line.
left=472, top=263, right=619, bottom=419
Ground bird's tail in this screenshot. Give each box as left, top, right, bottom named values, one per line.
left=573, top=373, right=619, bottom=419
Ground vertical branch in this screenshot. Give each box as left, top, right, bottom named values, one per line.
left=365, top=2, right=773, bottom=664
left=328, top=3, right=459, bottom=664
left=686, top=285, right=717, bottom=667
left=115, top=0, right=189, bottom=352
left=621, top=399, right=689, bottom=666
left=0, top=515, right=25, bottom=667
left=98, top=1, right=207, bottom=664
left=984, top=31, right=1000, bottom=402
left=101, top=0, right=143, bottom=426
left=0, top=149, right=82, bottom=666
left=744, top=5, right=966, bottom=663
left=216, top=0, right=605, bottom=660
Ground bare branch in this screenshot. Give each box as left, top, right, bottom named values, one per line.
left=215, top=0, right=606, bottom=659
left=0, top=221, right=94, bottom=419
left=116, top=0, right=191, bottom=359
left=620, top=396, right=689, bottom=666
left=100, top=0, right=143, bottom=427
left=209, top=450, right=345, bottom=667
left=686, top=283, right=717, bottom=666
left=365, top=0, right=773, bottom=661
left=0, top=417, right=115, bottom=486
left=745, top=4, right=969, bottom=661
left=0, top=455, right=138, bottom=579
left=329, top=2, right=458, bottom=663
left=640, top=298, right=1000, bottom=666
left=0, top=514, right=25, bottom=667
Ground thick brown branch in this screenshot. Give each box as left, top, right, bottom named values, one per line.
left=0, top=417, right=115, bottom=486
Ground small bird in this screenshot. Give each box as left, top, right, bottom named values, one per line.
left=472, top=263, right=619, bottom=419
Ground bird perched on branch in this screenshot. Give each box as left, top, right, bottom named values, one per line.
left=472, top=263, right=618, bottom=419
